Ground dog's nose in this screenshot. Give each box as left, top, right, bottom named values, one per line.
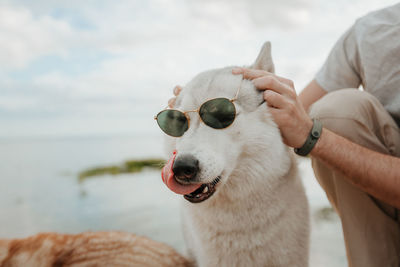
left=172, top=154, right=199, bottom=184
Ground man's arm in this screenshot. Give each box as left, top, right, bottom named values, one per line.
left=298, top=80, right=327, bottom=111
left=232, top=67, right=400, bottom=209
left=312, top=128, right=400, bottom=208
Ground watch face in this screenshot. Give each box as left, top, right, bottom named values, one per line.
left=311, top=119, right=322, bottom=138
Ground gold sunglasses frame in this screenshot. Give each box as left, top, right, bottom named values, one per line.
left=154, top=80, right=243, bottom=137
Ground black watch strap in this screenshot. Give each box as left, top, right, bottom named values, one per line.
left=294, top=119, right=323, bottom=156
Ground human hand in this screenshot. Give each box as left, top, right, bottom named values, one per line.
left=167, top=85, right=183, bottom=108
left=232, top=67, right=313, bottom=148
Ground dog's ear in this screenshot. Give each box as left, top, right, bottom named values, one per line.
left=251, top=42, right=275, bottom=73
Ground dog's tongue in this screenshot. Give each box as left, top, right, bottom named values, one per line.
left=162, top=150, right=201, bottom=195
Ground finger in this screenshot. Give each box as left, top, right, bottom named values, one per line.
left=232, top=67, right=244, bottom=75
left=253, top=76, right=296, bottom=98
left=275, top=76, right=294, bottom=88
left=233, top=67, right=295, bottom=88
left=263, top=90, right=286, bottom=109
left=232, top=67, right=271, bottom=80
left=268, top=108, right=290, bottom=128
left=168, top=97, right=176, bottom=108
left=173, top=85, right=182, bottom=96
left=253, top=75, right=290, bottom=93
left=268, top=107, right=280, bottom=119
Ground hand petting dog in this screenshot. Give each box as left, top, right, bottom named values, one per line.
left=168, top=85, right=182, bottom=108
left=232, top=67, right=313, bottom=149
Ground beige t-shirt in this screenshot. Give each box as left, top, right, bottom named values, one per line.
left=315, top=3, right=400, bottom=127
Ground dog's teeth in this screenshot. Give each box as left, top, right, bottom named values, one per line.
left=211, top=177, right=220, bottom=186
left=212, top=178, right=219, bottom=185
left=196, top=194, right=200, bottom=198
left=203, top=186, right=209, bottom=193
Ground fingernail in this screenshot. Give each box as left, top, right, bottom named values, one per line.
left=168, top=98, right=176, bottom=107
left=232, top=67, right=242, bottom=74
left=173, top=85, right=182, bottom=95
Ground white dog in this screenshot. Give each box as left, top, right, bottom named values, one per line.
left=159, top=42, right=309, bottom=267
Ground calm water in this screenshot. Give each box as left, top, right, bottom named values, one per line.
left=0, top=135, right=346, bottom=266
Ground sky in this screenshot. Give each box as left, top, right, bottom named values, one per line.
left=0, top=0, right=398, bottom=138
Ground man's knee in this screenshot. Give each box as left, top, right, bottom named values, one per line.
left=309, top=89, right=384, bottom=145
left=309, top=89, right=380, bottom=126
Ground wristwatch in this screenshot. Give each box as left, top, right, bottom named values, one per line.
left=294, top=119, right=323, bottom=156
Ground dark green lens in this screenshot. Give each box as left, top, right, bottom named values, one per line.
left=156, top=110, right=188, bottom=137
left=199, top=98, right=236, bottom=129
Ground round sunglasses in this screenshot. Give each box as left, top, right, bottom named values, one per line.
left=155, top=82, right=242, bottom=137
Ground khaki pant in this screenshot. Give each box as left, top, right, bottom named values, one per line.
left=309, top=89, right=400, bottom=267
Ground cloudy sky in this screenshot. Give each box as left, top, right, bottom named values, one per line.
left=0, top=0, right=398, bottom=138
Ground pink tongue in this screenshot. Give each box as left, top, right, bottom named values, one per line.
left=162, top=150, right=202, bottom=195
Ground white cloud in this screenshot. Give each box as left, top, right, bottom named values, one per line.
left=0, top=4, right=74, bottom=70
left=186, top=0, right=313, bottom=29
left=0, top=95, right=38, bottom=111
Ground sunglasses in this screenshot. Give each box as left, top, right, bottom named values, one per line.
left=155, top=81, right=242, bottom=137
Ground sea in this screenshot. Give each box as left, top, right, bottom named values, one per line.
left=0, top=134, right=346, bottom=266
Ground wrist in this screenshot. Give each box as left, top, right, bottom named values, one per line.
left=294, top=119, right=323, bottom=156
left=309, top=126, right=327, bottom=157
left=301, top=119, right=314, bottom=146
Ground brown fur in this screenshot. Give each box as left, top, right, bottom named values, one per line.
left=0, top=232, right=192, bottom=267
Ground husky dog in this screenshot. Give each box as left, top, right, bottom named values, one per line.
left=160, top=42, right=309, bottom=267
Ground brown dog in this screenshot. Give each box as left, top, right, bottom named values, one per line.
left=0, top=232, right=191, bottom=267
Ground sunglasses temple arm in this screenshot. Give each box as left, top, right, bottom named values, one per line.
left=232, top=79, right=243, bottom=101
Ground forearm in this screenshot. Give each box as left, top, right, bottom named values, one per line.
left=299, top=80, right=327, bottom=111
left=311, top=128, right=400, bottom=208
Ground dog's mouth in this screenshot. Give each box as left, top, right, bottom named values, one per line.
left=184, top=176, right=221, bottom=203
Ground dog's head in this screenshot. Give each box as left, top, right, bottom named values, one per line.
left=162, top=42, right=291, bottom=204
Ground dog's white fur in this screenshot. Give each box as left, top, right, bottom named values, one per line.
left=166, top=42, right=309, bottom=267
